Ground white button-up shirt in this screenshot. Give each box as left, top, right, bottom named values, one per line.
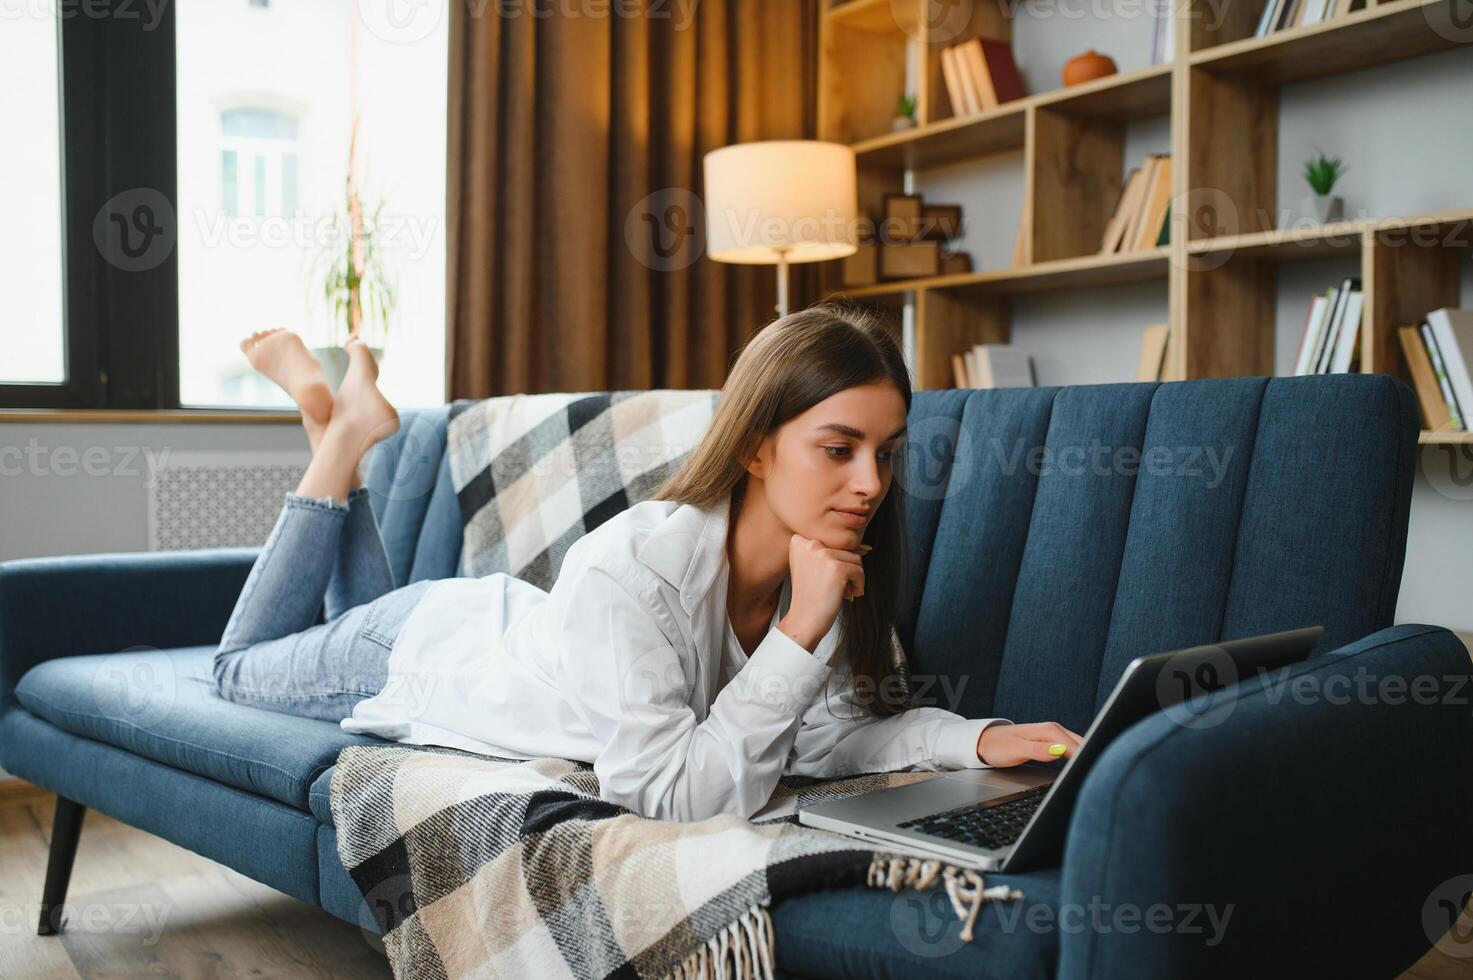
left=343, top=496, right=1005, bottom=821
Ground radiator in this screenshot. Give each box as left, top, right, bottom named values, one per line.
left=146, top=451, right=309, bottom=551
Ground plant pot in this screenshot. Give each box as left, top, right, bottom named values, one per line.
left=891, top=115, right=917, bottom=132
left=310, top=345, right=384, bottom=392
left=1303, top=193, right=1344, bottom=224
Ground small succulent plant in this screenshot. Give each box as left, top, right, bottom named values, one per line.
left=1303, top=151, right=1347, bottom=196
left=897, top=93, right=917, bottom=120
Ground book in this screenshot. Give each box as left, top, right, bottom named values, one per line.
left=1327, top=287, right=1364, bottom=373
left=952, top=351, right=969, bottom=388
left=1423, top=322, right=1465, bottom=430
left=1426, top=308, right=1473, bottom=427
left=956, top=37, right=1025, bottom=111
left=1399, top=325, right=1457, bottom=432
left=940, top=46, right=976, bottom=117
left=1101, top=167, right=1146, bottom=254
left=1130, top=155, right=1173, bottom=252
left=1300, top=0, right=1333, bottom=26
left=1291, top=292, right=1331, bottom=376
left=1274, top=0, right=1302, bottom=31
left=970, top=344, right=1035, bottom=388
left=1255, top=0, right=1285, bottom=36
left=1137, top=324, right=1171, bottom=381
left=1313, top=278, right=1357, bottom=374
left=951, top=43, right=984, bottom=115
left=1119, top=156, right=1161, bottom=251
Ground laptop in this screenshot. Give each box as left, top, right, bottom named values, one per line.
left=798, top=626, right=1323, bottom=872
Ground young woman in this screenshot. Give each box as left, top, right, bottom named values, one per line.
left=215, top=303, right=1081, bottom=823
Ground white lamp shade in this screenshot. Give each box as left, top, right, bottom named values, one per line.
left=702, top=140, right=858, bottom=265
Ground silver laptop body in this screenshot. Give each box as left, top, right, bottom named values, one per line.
left=798, top=626, right=1323, bottom=873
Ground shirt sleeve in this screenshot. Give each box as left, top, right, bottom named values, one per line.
left=785, top=656, right=1013, bottom=779
left=555, top=562, right=833, bottom=822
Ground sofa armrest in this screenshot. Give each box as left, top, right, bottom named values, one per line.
left=1057, top=624, right=1473, bottom=979
left=0, top=548, right=259, bottom=712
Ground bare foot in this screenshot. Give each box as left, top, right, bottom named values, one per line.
left=329, top=338, right=399, bottom=454
left=241, top=328, right=334, bottom=430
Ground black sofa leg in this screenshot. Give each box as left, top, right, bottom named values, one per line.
left=37, top=795, right=86, bottom=936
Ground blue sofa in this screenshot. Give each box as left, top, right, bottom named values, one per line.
left=3, top=375, right=1470, bottom=978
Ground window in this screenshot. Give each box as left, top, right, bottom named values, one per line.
left=220, top=108, right=300, bottom=217
left=0, top=13, right=66, bottom=384
left=0, top=4, right=447, bottom=412
left=177, top=6, right=448, bottom=410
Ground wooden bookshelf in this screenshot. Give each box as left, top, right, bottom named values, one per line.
left=840, top=248, right=1170, bottom=298
left=818, top=0, right=1470, bottom=440
left=1188, top=0, right=1466, bottom=84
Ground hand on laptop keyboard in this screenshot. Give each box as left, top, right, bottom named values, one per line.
left=977, top=721, right=1083, bottom=767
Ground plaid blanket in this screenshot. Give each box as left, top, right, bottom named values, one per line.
left=447, top=390, right=719, bottom=589
left=331, top=744, right=1024, bottom=980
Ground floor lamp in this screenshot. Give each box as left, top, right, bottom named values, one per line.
left=702, top=141, right=858, bottom=319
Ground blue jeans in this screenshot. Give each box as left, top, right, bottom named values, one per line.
left=213, top=485, right=433, bottom=722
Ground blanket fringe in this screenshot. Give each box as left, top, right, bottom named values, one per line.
left=666, top=902, right=775, bottom=980
left=866, top=854, right=1023, bottom=942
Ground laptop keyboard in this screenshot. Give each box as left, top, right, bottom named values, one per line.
left=896, top=785, right=1050, bottom=851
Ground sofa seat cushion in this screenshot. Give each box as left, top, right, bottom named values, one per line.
left=771, top=867, right=1058, bottom=980
left=15, top=646, right=386, bottom=811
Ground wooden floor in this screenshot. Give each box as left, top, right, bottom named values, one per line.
left=1, top=783, right=1469, bottom=978
left=0, top=785, right=390, bottom=979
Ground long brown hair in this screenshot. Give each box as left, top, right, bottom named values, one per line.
left=654, top=299, right=913, bottom=717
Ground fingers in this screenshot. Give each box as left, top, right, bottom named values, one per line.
left=1024, top=722, right=1082, bottom=758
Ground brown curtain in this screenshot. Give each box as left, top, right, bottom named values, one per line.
left=446, top=0, right=822, bottom=399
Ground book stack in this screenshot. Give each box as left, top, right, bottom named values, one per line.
left=1290, top=278, right=1364, bottom=375
left=951, top=344, right=1036, bottom=389
left=1399, top=309, right=1473, bottom=433
left=939, top=37, right=1026, bottom=119
left=1100, top=156, right=1172, bottom=254
left=1254, top=0, right=1363, bottom=37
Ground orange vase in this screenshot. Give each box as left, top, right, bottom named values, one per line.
left=1062, top=50, right=1117, bottom=87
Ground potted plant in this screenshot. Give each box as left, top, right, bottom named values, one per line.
left=311, top=114, right=398, bottom=390
left=1302, top=151, right=1347, bottom=224
left=892, top=93, right=918, bottom=132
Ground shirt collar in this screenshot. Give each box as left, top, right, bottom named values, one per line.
left=636, top=496, right=731, bottom=616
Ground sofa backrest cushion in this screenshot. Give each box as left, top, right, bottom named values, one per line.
left=904, top=375, right=1417, bottom=734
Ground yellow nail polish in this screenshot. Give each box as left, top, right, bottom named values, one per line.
left=847, top=594, right=855, bottom=602
left=859, top=544, right=873, bottom=553
left=1048, top=743, right=1067, bottom=757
